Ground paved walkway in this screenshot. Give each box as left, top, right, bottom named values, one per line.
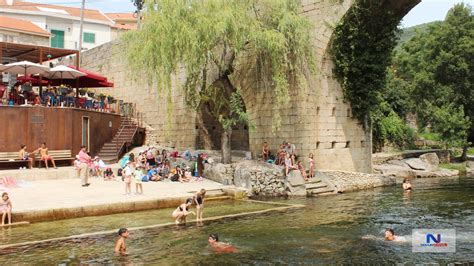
left=2, top=174, right=231, bottom=213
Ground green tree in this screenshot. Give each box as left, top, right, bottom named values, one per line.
left=391, top=3, right=473, bottom=158
left=123, top=0, right=315, bottom=163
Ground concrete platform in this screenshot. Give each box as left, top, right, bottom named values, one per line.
left=0, top=166, right=79, bottom=181
left=0, top=169, right=237, bottom=223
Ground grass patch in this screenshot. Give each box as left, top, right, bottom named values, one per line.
left=440, top=163, right=466, bottom=174
left=468, top=147, right=474, bottom=156
left=418, top=131, right=441, bottom=141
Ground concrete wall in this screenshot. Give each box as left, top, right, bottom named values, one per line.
left=77, top=0, right=419, bottom=173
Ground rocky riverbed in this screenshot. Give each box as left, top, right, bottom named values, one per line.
left=373, top=152, right=459, bottom=178
left=204, top=160, right=395, bottom=197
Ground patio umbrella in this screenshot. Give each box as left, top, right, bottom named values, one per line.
left=0, top=61, right=49, bottom=76
left=46, top=65, right=86, bottom=80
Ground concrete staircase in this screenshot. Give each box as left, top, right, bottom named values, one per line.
left=305, top=172, right=337, bottom=196
left=97, top=116, right=139, bottom=163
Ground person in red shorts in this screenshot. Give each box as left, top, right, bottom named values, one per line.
left=36, top=142, right=57, bottom=169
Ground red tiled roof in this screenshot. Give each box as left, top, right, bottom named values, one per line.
left=106, top=12, right=135, bottom=21
left=112, top=24, right=136, bottom=30
left=0, top=1, right=112, bottom=22
left=0, top=15, right=49, bottom=36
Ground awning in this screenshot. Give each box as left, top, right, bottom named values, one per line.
left=17, top=75, right=49, bottom=86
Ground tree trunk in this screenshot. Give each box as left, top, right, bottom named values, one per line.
left=196, top=104, right=215, bottom=150
left=461, top=144, right=468, bottom=161
left=221, top=127, right=232, bottom=164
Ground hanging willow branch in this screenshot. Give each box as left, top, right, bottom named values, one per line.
left=123, top=0, right=316, bottom=131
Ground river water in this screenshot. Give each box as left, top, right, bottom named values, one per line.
left=1, top=176, right=473, bottom=264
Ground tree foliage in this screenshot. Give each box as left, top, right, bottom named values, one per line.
left=389, top=3, right=473, bottom=150
left=332, top=0, right=401, bottom=123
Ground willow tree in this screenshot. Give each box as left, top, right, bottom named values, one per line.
left=124, top=0, right=315, bottom=163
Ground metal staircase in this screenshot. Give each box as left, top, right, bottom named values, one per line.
left=97, top=116, right=139, bottom=163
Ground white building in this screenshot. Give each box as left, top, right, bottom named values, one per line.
left=0, top=0, right=115, bottom=50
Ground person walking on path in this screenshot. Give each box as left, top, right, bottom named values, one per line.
left=77, top=145, right=91, bottom=187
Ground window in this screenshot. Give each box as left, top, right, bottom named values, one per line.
left=316, top=141, right=320, bottom=149
left=332, top=107, right=336, bottom=116
left=83, top=32, right=95, bottom=43
left=51, top=30, right=64, bottom=48
left=331, top=141, right=336, bottom=149
left=345, top=141, right=350, bottom=148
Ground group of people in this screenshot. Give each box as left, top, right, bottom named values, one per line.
left=1, top=83, right=113, bottom=113
left=18, top=143, right=57, bottom=169
left=262, top=141, right=315, bottom=181
left=114, top=188, right=236, bottom=255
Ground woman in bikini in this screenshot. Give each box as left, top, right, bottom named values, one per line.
left=172, top=198, right=194, bottom=224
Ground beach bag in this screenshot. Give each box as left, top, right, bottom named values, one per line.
left=119, top=155, right=130, bottom=168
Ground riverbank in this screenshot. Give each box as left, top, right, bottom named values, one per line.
left=1, top=170, right=239, bottom=223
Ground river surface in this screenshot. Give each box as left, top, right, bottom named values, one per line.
left=1, top=176, right=473, bottom=264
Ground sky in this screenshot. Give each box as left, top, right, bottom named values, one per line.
left=26, top=0, right=474, bottom=26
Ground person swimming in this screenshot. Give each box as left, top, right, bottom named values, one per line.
left=384, top=228, right=398, bottom=241
left=402, top=179, right=412, bottom=191
left=114, top=228, right=129, bottom=256
left=208, top=233, right=237, bottom=253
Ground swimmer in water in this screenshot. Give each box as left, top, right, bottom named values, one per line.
left=402, top=179, right=412, bottom=191
left=114, top=228, right=129, bottom=256
left=208, top=233, right=237, bottom=253
left=384, top=228, right=397, bottom=241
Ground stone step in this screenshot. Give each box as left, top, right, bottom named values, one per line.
left=310, top=187, right=335, bottom=194
left=305, top=182, right=327, bottom=190
left=305, top=178, right=322, bottom=184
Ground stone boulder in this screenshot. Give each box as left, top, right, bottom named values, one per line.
left=203, top=163, right=233, bottom=185
left=419, top=153, right=440, bottom=170
left=404, top=158, right=429, bottom=171
left=466, top=161, right=474, bottom=173
left=373, top=163, right=416, bottom=178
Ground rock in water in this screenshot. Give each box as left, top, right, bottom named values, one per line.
left=404, top=158, right=429, bottom=171
left=419, top=153, right=440, bottom=170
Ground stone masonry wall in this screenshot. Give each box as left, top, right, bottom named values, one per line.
left=77, top=0, right=417, bottom=173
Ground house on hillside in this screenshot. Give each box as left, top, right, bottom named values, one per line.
left=0, top=0, right=114, bottom=50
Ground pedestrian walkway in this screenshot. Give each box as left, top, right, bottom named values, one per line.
left=0, top=169, right=235, bottom=222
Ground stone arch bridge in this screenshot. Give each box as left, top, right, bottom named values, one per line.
left=79, top=0, right=420, bottom=173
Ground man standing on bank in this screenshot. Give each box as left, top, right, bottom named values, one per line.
left=77, top=145, right=91, bottom=187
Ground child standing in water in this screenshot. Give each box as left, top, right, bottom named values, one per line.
left=308, top=153, right=315, bottom=179
left=123, top=161, right=133, bottom=196
left=194, top=189, right=206, bottom=222
left=1, top=192, right=12, bottom=225
left=134, top=164, right=144, bottom=195
left=114, top=228, right=129, bottom=256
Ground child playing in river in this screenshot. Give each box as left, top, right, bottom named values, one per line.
left=194, top=188, right=206, bottom=222
left=114, top=228, right=129, bottom=256
left=1, top=192, right=12, bottom=225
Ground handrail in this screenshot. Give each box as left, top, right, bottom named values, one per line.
left=115, top=116, right=139, bottom=161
